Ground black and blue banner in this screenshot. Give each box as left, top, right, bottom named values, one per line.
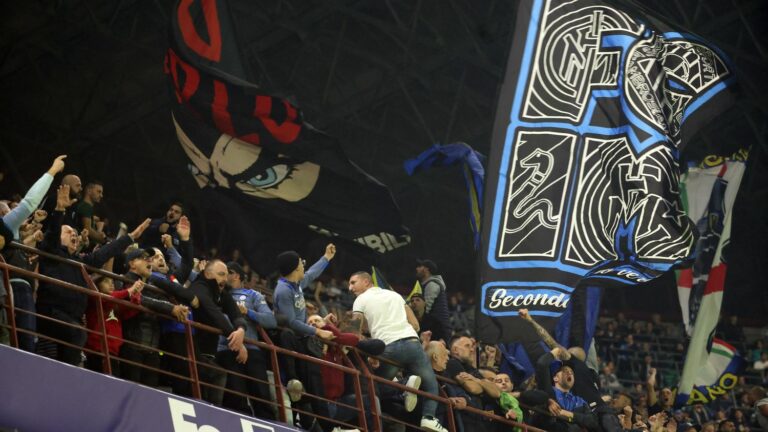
left=477, top=0, right=735, bottom=346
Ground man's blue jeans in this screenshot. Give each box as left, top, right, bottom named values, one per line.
left=375, top=337, right=439, bottom=418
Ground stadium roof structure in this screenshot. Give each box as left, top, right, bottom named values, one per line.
left=1, top=0, right=766, bottom=317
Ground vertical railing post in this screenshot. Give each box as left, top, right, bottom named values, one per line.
left=439, top=386, right=457, bottom=432
left=80, top=265, right=111, bottom=375
left=185, top=321, right=202, bottom=399
left=343, top=354, right=368, bottom=431
left=258, top=327, right=286, bottom=423
left=353, top=350, right=381, bottom=432
left=0, top=256, right=19, bottom=348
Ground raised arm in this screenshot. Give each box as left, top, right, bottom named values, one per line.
left=519, top=308, right=559, bottom=350
left=300, top=243, right=335, bottom=288
left=646, top=367, right=658, bottom=407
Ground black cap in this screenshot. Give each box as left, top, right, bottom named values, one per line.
left=276, top=251, right=301, bottom=276
left=125, top=247, right=155, bottom=262
left=0, top=219, right=12, bottom=251
left=416, top=259, right=438, bottom=274
left=227, top=261, right=246, bottom=279
left=549, top=360, right=566, bottom=378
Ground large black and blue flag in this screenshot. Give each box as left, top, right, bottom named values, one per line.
left=477, top=0, right=735, bottom=353
left=164, top=0, right=410, bottom=263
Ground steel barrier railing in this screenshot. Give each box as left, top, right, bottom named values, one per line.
left=0, top=241, right=546, bottom=432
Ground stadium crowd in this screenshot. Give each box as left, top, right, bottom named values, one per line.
left=1, top=156, right=767, bottom=432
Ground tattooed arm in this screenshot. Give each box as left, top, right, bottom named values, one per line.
left=519, top=308, right=559, bottom=350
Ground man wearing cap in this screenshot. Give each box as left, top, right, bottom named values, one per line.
left=273, top=244, right=336, bottom=431
left=416, top=259, right=452, bottom=343
left=215, top=261, right=277, bottom=419
left=119, top=244, right=193, bottom=386
left=36, top=183, right=153, bottom=365
left=0, top=155, right=65, bottom=349
left=348, top=271, right=449, bottom=432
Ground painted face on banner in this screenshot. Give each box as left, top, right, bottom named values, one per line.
left=174, top=116, right=320, bottom=202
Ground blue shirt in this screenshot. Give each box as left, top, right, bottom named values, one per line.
left=553, top=387, right=587, bottom=411
left=217, top=287, right=276, bottom=351
left=272, top=256, right=328, bottom=337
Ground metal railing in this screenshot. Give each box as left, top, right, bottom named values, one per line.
left=0, top=241, right=544, bottom=432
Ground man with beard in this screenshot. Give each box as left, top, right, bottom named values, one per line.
left=75, top=181, right=106, bottom=246
left=141, top=201, right=185, bottom=250
left=187, top=260, right=248, bottom=406
left=446, top=336, right=500, bottom=399
left=40, top=173, right=82, bottom=229
left=416, top=259, right=451, bottom=343
left=520, top=308, right=621, bottom=431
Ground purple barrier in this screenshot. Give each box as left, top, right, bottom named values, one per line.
left=0, top=344, right=301, bottom=432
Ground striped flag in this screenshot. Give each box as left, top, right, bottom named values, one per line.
left=676, top=156, right=747, bottom=405
left=679, top=339, right=745, bottom=405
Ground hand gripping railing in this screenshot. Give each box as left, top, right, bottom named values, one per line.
left=1, top=241, right=551, bottom=431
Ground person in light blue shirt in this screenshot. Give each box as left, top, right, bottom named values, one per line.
left=0, top=155, right=65, bottom=349
left=273, top=244, right=337, bottom=430
left=215, top=261, right=277, bottom=419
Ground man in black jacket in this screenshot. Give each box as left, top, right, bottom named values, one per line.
left=36, top=184, right=149, bottom=365
left=120, top=246, right=193, bottom=386
left=186, top=259, right=247, bottom=405
left=520, top=308, right=607, bottom=431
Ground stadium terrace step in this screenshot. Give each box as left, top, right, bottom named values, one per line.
left=0, top=344, right=300, bottom=432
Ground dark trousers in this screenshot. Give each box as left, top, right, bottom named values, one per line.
left=86, top=353, right=121, bottom=376
left=278, top=329, right=330, bottom=430
left=36, top=306, right=85, bottom=366
left=161, top=331, right=193, bottom=396
left=11, top=280, right=36, bottom=352
left=216, top=348, right=274, bottom=420
left=120, top=344, right=161, bottom=387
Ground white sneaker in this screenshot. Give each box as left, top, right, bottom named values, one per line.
left=420, top=417, right=448, bottom=432
left=403, top=375, right=421, bottom=412
left=331, top=428, right=361, bottom=432
left=286, top=379, right=304, bottom=402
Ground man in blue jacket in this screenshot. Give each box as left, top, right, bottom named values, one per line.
left=217, top=261, right=277, bottom=419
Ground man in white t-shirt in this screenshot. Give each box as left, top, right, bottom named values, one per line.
left=349, top=271, right=448, bottom=432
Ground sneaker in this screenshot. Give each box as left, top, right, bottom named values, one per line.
left=420, top=416, right=448, bottom=432
left=286, top=379, right=304, bottom=402
left=403, top=375, right=422, bottom=412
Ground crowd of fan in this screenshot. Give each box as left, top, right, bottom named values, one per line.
left=1, top=156, right=767, bottom=432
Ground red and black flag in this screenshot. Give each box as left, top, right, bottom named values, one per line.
left=164, top=0, right=410, bottom=255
